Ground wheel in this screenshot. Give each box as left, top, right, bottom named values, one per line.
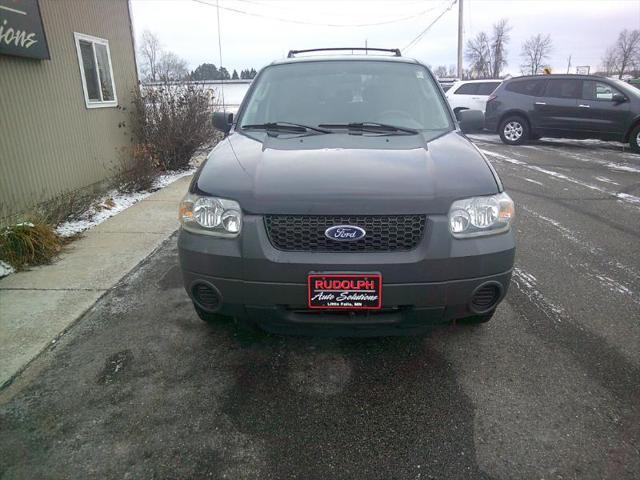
left=459, top=310, right=495, bottom=325
left=499, top=116, right=530, bottom=145
left=193, top=303, right=231, bottom=323
left=630, top=124, right=640, bottom=153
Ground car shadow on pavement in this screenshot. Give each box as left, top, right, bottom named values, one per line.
left=218, top=328, right=494, bottom=479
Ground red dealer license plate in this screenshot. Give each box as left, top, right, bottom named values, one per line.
left=307, top=273, right=382, bottom=310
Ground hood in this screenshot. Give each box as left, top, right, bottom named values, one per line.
left=194, top=130, right=500, bottom=215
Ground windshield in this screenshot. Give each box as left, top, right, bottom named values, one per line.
left=237, top=60, right=452, bottom=132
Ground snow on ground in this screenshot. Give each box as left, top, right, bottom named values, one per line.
left=594, top=176, right=620, bottom=185
left=512, top=266, right=564, bottom=320
left=0, top=260, right=15, bottom=278
left=481, top=148, right=640, bottom=208
left=541, top=137, right=628, bottom=150
left=616, top=192, right=640, bottom=205
left=520, top=204, right=640, bottom=281
left=55, top=168, right=195, bottom=238
left=524, top=178, right=544, bottom=186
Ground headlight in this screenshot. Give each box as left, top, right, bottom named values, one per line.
left=179, top=193, right=242, bottom=237
left=448, top=192, right=514, bottom=238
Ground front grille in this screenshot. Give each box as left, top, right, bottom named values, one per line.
left=264, top=215, right=426, bottom=252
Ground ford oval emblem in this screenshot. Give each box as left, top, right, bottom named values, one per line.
left=324, top=225, right=366, bottom=242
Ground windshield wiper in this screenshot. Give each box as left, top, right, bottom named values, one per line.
left=318, top=122, right=419, bottom=134
left=241, top=122, right=331, bottom=134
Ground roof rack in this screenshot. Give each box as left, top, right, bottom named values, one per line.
left=287, top=47, right=401, bottom=58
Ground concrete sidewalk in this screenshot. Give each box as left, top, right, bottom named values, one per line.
left=0, top=176, right=191, bottom=388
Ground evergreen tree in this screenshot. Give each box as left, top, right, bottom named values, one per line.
left=232, top=69, right=239, bottom=80
left=219, top=67, right=231, bottom=80
left=190, top=63, right=219, bottom=80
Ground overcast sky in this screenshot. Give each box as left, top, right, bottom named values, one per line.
left=130, top=0, right=640, bottom=76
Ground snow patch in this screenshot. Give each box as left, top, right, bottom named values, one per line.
left=520, top=205, right=580, bottom=243
left=0, top=260, right=15, bottom=278
left=594, top=176, right=619, bottom=185
left=524, top=178, right=544, bottom=186
left=604, top=162, right=640, bottom=174
left=616, top=192, right=640, bottom=205
left=512, top=267, right=564, bottom=319
left=55, top=190, right=149, bottom=238
left=594, top=274, right=634, bottom=296
left=56, top=168, right=195, bottom=238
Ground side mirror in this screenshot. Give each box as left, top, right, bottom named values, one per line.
left=458, top=109, right=484, bottom=133
left=212, top=111, right=233, bottom=133
left=612, top=93, right=627, bottom=103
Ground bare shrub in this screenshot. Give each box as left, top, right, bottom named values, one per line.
left=111, top=144, right=158, bottom=193
left=130, top=84, right=215, bottom=171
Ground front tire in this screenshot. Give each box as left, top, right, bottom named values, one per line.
left=499, top=116, right=529, bottom=145
left=630, top=124, right=640, bottom=153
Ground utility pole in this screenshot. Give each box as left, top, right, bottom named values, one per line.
left=566, top=54, right=572, bottom=74
left=457, top=0, right=463, bottom=79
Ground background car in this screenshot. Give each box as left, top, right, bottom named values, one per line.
left=446, top=79, right=502, bottom=118
left=437, top=77, right=459, bottom=92
left=485, top=74, right=640, bottom=152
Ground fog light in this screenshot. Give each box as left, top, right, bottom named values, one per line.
left=191, top=282, right=222, bottom=311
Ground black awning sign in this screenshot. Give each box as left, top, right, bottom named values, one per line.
left=0, top=0, right=50, bottom=59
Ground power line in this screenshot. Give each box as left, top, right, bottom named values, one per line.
left=402, top=0, right=457, bottom=52
left=192, top=0, right=443, bottom=28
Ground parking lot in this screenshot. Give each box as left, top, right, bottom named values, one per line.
left=1, top=135, right=639, bottom=479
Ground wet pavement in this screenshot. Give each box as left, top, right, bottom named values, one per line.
left=1, top=136, right=639, bottom=479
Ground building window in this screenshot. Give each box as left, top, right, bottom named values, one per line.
left=73, top=33, right=117, bottom=108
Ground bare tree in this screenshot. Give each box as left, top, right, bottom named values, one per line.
left=157, top=52, right=188, bottom=82
left=465, top=19, right=511, bottom=79
left=614, top=29, right=640, bottom=79
left=465, top=31, right=491, bottom=78
left=600, top=46, right=619, bottom=76
left=433, top=65, right=449, bottom=78
left=490, top=19, right=511, bottom=78
left=138, top=30, right=162, bottom=82
left=520, top=34, right=553, bottom=75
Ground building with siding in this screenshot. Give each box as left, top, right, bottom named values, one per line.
left=0, top=0, right=138, bottom=217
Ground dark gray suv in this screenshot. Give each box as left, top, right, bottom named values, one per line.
left=485, top=74, right=640, bottom=152
left=178, top=49, right=516, bottom=336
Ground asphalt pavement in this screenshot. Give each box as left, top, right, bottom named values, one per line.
left=1, top=135, right=639, bottom=479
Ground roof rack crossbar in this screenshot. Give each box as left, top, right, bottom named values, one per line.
left=287, top=47, right=401, bottom=58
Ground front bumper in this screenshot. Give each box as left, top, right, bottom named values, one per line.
left=178, top=214, right=516, bottom=335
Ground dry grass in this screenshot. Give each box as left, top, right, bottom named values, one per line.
left=110, top=144, right=158, bottom=193
left=0, top=221, right=62, bottom=271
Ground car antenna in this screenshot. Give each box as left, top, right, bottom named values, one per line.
left=216, top=0, right=226, bottom=112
